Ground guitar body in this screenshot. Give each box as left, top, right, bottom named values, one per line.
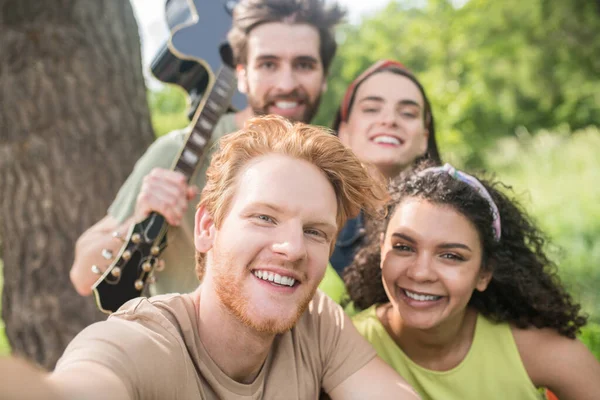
left=93, top=0, right=240, bottom=313
left=150, top=0, right=246, bottom=112
left=94, top=214, right=168, bottom=313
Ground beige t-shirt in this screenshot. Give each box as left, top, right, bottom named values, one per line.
left=56, top=290, right=377, bottom=399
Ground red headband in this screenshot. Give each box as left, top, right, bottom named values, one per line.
left=339, top=60, right=409, bottom=122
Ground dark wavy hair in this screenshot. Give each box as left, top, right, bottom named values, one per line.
left=344, top=161, right=587, bottom=338
left=228, top=0, right=345, bottom=74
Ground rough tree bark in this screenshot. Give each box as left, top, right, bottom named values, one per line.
left=0, top=0, right=155, bottom=369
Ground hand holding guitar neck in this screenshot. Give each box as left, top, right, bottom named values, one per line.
left=91, top=0, right=238, bottom=314
left=134, top=168, right=199, bottom=226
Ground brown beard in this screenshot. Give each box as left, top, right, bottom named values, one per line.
left=211, top=253, right=317, bottom=335
left=246, top=88, right=322, bottom=124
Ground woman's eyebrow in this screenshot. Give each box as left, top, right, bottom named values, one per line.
left=438, top=243, right=472, bottom=252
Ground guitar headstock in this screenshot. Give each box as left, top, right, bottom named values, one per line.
left=151, top=0, right=246, bottom=111
left=170, top=0, right=237, bottom=72
left=92, top=213, right=168, bottom=314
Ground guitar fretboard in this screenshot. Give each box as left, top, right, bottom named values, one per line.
left=172, top=65, right=236, bottom=181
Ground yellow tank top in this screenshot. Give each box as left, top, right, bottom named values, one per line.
left=352, top=305, right=544, bottom=400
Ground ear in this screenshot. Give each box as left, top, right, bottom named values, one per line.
left=195, top=206, right=217, bottom=253
left=475, top=268, right=492, bottom=292
left=236, top=64, right=248, bottom=94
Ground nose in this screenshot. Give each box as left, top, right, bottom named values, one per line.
left=379, top=106, right=398, bottom=127
left=274, top=65, right=299, bottom=93
left=271, top=224, right=307, bottom=262
left=405, top=253, right=436, bottom=282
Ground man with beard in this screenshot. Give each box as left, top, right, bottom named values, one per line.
left=70, top=0, right=344, bottom=297
left=0, top=116, right=420, bottom=400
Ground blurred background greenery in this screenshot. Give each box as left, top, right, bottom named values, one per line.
left=1, top=0, right=598, bottom=358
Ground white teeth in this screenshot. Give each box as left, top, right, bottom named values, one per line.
left=373, top=136, right=401, bottom=145
left=253, top=270, right=296, bottom=287
left=404, top=289, right=441, bottom=302
left=275, top=101, right=298, bottom=109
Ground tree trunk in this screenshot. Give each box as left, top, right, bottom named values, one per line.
left=0, top=0, right=155, bottom=369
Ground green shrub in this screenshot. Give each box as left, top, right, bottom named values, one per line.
left=147, top=86, right=189, bottom=138
left=151, top=112, right=189, bottom=138
left=484, top=127, right=600, bottom=322
left=580, top=322, right=600, bottom=361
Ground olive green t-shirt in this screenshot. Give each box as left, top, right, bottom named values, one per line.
left=108, top=114, right=237, bottom=295
left=55, top=290, right=377, bottom=399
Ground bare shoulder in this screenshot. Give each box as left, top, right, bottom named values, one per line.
left=512, top=325, right=600, bottom=399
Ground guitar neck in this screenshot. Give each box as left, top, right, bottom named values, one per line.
left=172, top=65, right=236, bottom=182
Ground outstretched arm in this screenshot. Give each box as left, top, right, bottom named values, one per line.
left=328, top=356, right=420, bottom=400
left=0, top=357, right=131, bottom=400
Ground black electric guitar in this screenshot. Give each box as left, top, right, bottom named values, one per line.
left=92, top=0, right=241, bottom=314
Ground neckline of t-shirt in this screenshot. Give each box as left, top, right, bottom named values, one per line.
left=187, top=293, right=273, bottom=396
left=372, top=305, right=482, bottom=376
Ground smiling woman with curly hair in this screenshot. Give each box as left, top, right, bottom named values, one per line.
left=345, top=161, right=600, bottom=400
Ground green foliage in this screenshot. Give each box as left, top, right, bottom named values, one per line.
left=147, top=84, right=188, bottom=115
left=151, top=111, right=189, bottom=138
left=148, top=85, right=190, bottom=137
left=314, top=0, right=600, bottom=167
left=580, top=322, right=600, bottom=361
left=484, top=127, right=600, bottom=322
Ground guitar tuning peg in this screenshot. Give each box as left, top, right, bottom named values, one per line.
left=150, top=246, right=161, bottom=256
left=142, top=261, right=152, bottom=272
left=112, top=230, right=125, bottom=242
left=134, top=280, right=144, bottom=291
left=131, top=233, right=141, bottom=244
left=122, top=250, right=132, bottom=261
left=101, top=249, right=114, bottom=260
left=111, top=267, right=122, bottom=277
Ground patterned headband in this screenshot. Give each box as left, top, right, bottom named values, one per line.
left=339, top=59, right=408, bottom=122
left=419, top=163, right=502, bottom=241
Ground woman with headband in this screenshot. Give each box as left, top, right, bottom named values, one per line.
left=345, top=162, right=600, bottom=399
left=319, top=60, right=441, bottom=304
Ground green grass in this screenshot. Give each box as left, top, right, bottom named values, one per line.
left=0, top=259, right=9, bottom=356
